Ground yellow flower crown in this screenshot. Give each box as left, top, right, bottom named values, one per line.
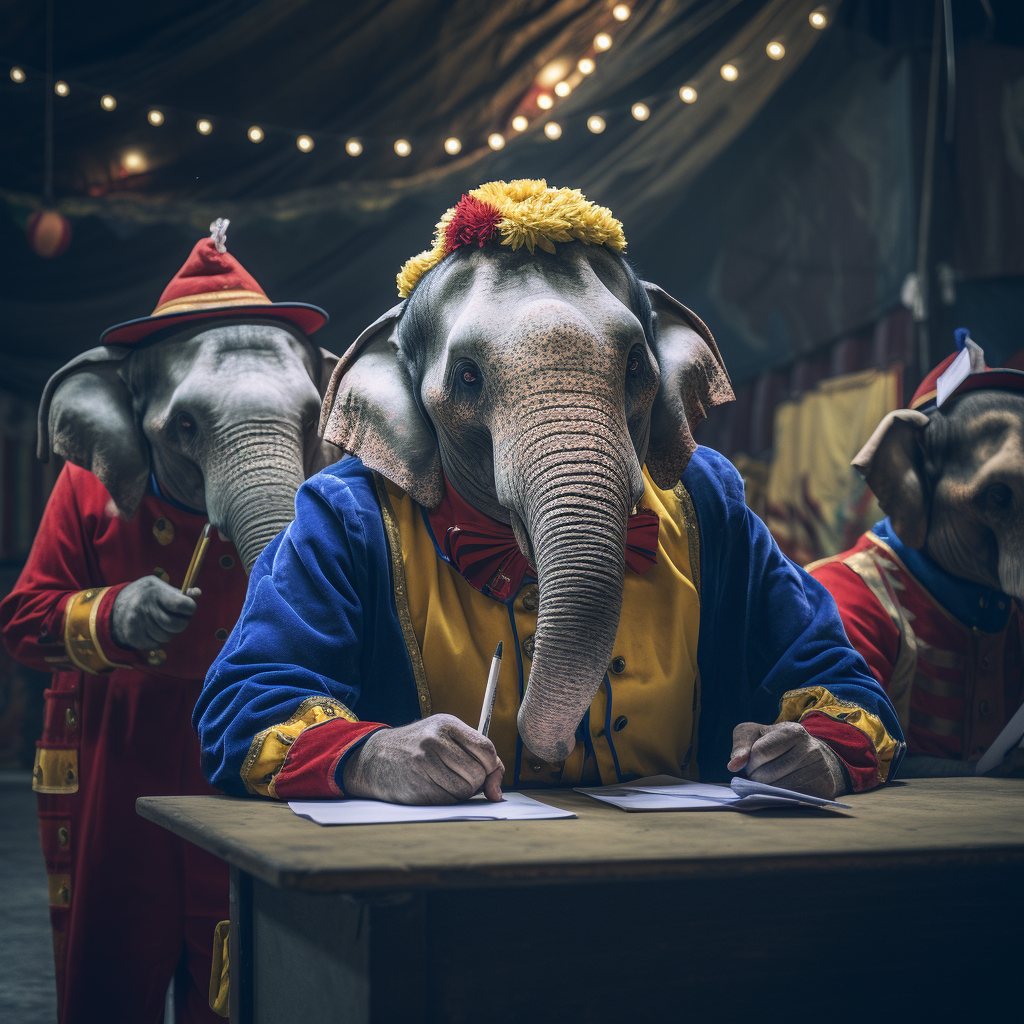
left=396, top=179, right=627, bottom=298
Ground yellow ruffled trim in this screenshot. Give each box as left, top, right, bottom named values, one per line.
left=776, top=685, right=900, bottom=784
left=396, top=179, right=626, bottom=297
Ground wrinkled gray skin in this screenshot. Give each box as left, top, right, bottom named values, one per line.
left=41, top=320, right=339, bottom=649
left=854, top=358, right=1024, bottom=777
left=326, top=243, right=845, bottom=803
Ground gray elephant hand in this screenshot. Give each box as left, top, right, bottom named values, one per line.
left=342, top=714, right=504, bottom=805
left=110, top=576, right=200, bottom=650
left=727, top=721, right=847, bottom=799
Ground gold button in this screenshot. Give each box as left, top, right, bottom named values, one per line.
left=215, top=628, right=229, bottom=641
left=610, top=656, right=626, bottom=674
left=65, top=767, right=76, bottom=785
left=33, top=765, right=42, bottom=782
left=420, top=694, right=428, bottom=703
left=152, top=518, right=175, bottom=545
left=83, top=590, right=95, bottom=602
left=152, top=567, right=170, bottom=584
left=146, top=649, right=167, bottom=666
left=522, top=634, right=535, bottom=660
left=520, top=585, right=539, bottom=611
left=57, top=883, right=69, bottom=904
left=65, top=707, right=77, bottom=730
left=57, top=827, right=69, bottom=847
left=219, top=555, right=234, bottom=569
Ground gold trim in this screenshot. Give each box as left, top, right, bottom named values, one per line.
left=47, top=873, right=71, bottom=907
left=674, top=480, right=702, bottom=781
left=209, top=920, right=230, bottom=1017
left=63, top=587, right=125, bottom=674
left=152, top=289, right=271, bottom=316
left=373, top=473, right=432, bottom=717
left=32, top=748, right=79, bottom=794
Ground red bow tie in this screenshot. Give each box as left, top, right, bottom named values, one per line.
left=426, top=480, right=660, bottom=602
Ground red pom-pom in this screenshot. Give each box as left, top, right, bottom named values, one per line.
left=445, top=195, right=502, bottom=251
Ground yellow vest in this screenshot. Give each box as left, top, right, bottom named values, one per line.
left=373, top=469, right=703, bottom=787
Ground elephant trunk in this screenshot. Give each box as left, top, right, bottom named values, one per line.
left=502, top=397, right=642, bottom=764
left=204, top=420, right=306, bottom=573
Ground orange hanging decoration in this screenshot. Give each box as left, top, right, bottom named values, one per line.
left=26, top=209, right=72, bottom=258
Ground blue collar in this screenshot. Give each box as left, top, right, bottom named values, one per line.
left=872, top=518, right=1013, bottom=632
left=150, top=474, right=207, bottom=518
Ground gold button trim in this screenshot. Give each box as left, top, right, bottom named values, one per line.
left=48, top=873, right=71, bottom=907
left=57, top=827, right=69, bottom=847
left=215, top=628, right=229, bottom=641
left=152, top=567, right=170, bottom=584
left=219, top=555, right=234, bottom=569
left=65, top=707, right=77, bottom=730
left=520, top=585, right=539, bottom=611
left=522, top=634, right=535, bottom=660
left=152, top=518, right=175, bottom=545
left=146, top=649, right=167, bottom=666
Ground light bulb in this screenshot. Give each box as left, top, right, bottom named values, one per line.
left=587, top=115, right=606, bottom=134
left=444, top=137, right=462, bottom=155
left=488, top=133, right=505, bottom=150
left=544, top=122, right=562, bottom=140
left=296, top=135, right=314, bottom=152
left=512, top=115, right=529, bottom=132
left=10, top=67, right=25, bottom=83
left=613, top=4, right=631, bottom=20
left=679, top=85, right=697, bottom=104
left=54, top=80, right=69, bottom=96
left=766, top=41, right=785, bottom=60
left=720, top=63, right=738, bottom=81
left=248, top=125, right=264, bottom=143
left=809, top=8, right=828, bottom=29
left=554, top=81, right=571, bottom=97
left=631, top=102, right=649, bottom=121
left=100, top=94, right=116, bottom=111
left=594, top=33, right=612, bottom=51
left=394, top=139, right=411, bottom=156
left=122, top=151, right=146, bottom=173
left=346, top=138, right=363, bottom=156
left=148, top=109, right=165, bottom=126
left=537, top=93, right=554, bottom=110
left=578, top=58, right=595, bottom=75
left=196, top=119, right=212, bottom=135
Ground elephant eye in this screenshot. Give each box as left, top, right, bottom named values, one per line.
left=984, top=483, right=1012, bottom=511
left=175, top=412, right=197, bottom=438
left=626, top=346, right=643, bottom=374
left=457, top=362, right=481, bottom=388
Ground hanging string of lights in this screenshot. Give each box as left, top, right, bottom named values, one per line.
left=6, top=4, right=831, bottom=170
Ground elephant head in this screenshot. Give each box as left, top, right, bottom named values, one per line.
left=853, top=363, right=1024, bottom=599
left=40, top=319, right=340, bottom=572
left=321, top=241, right=732, bottom=763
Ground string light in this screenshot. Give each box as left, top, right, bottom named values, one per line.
left=122, top=151, right=146, bottom=173
left=54, top=80, right=69, bottom=96
left=148, top=109, right=165, bottom=126
left=196, top=119, right=212, bottom=135
left=346, top=138, right=363, bottom=156
left=578, top=58, right=595, bottom=75
left=296, top=135, right=314, bottom=152
left=512, top=115, right=529, bottom=131
left=554, top=81, right=571, bottom=97
left=247, top=125, right=264, bottom=143
left=766, top=41, right=785, bottom=60
left=679, top=86, right=697, bottom=104
left=544, top=122, right=562, bottom=139
left=100, top=94, right=116, bottom=111
left=488, top=132, right=505, bottom=150
left=537, top=93, right=554, bottom=110
left=720, top=63, right=738, bottom=81
left=612, top=4, right=631, bottom=19
left=809, top=7, right=828, bottom=29
left=631, top=102, right=649, bottom=121
left=537, top=59, right=571, bottom=88
left=444, top=137, right=462, bottom=154
left=10, top=67, right=26, bottom=83
left=594, top=33, right=612, bottom=51
left=587, top=115, right=606, bottom=134
left=394, top=138, right=411, bottom=156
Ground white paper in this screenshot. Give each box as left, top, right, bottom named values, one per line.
left=974, top=700, right=1024, bottom=775
left=289, top=790, right=576, bottom=826
left=936, top=345, right=972, bottom=407
left=575, top=774, right=852, bottom=813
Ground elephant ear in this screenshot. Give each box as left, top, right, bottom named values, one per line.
left=38, top=346, right=150, bottom=518
left=851, top=409, right=931, bottom=550
left=319, top=303, right=443, bottom=508
left=643, top=282, right=734, bottom=488
left=317, top=347, right=340, bottom=399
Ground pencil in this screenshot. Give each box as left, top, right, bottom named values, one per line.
left=181, top=524, right=211, bottom=593
left=477, top=641, right=502, bottom=737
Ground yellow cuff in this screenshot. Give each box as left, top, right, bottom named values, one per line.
left=240, top=695, right=358, bottom=797
left=776, top=685, right=899, bottom=783
left=32, top=747, right=79, bottom=794
left=63, top=587, right=123, bottom=674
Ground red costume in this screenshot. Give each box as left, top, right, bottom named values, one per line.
left=0, top=224, right=327, bottom=1023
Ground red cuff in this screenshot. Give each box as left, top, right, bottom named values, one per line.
left=800, top=711, right=882, bottom=792
left=272, top=719, right=387, bottom=799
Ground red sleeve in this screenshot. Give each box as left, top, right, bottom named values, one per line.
left=272, top=719, right=388, bottom=799
left=810, top=560, right=900, bottom=692
left=800, top=711, right=882, bottom=792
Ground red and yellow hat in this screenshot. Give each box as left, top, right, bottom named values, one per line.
left=910, top=328, right=1024, bottom=411
left=100, top=219, right=328, bottom=345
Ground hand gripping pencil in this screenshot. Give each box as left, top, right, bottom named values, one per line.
left=477, top=642, right=502, bottom=737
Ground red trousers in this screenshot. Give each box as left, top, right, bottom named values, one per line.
left=39, top=672, right=228, bottom=1024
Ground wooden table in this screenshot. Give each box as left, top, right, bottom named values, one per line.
left=139, top=779, right=1024, bottom=1023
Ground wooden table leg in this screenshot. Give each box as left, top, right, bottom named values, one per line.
left=229, top=867, right=254, bottom=1024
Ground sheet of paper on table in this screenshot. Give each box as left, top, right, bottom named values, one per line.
left=289, top=790, right=576, bottom=826
left=974, top=700, right=1024, bottom=775
left=575, top=775, right=853, bottom=813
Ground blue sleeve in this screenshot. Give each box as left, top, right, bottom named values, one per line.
left=193, top=463, right=417, bottom=796
left=685, top=447, right=905, bottom=782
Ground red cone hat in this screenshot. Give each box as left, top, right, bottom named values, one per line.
left=100, top=219, right=327, bottom=345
